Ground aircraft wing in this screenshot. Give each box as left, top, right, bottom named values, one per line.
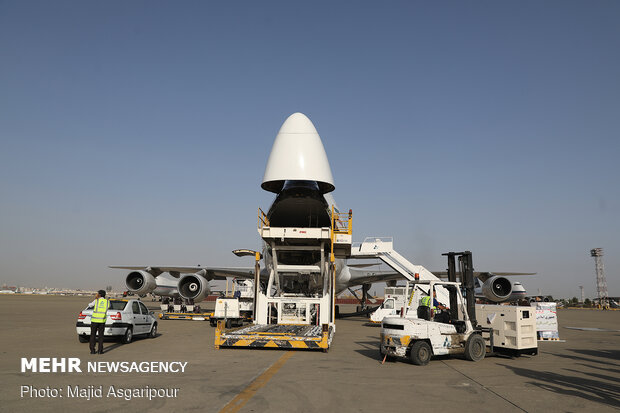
left=347, top=268, right=404, bottom=285
left=347, top=267, right=536, bottom=285
left=432, top=271, right=536, bottom=282
left=109, top=266, right=255, bottom=280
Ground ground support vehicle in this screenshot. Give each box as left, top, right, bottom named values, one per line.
left=76, top=299, right=157, bottom=344
left=209, top=279, right=254, bottom=327
left=215, top=207, right=351, bottom=351
left=370, top=283, right=420, bottom=323
left=380, top=279, right=492, bottom=365
left=156, top=297, right=213, bottom=321
left=159, top=311, right=213, bottom=321
left=380, top=251, right=537, bottom=365
left=209, top=297, right=250, bottom=327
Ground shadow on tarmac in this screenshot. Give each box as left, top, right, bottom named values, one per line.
left=572, top=348, right=620, bottom=361
left=88, top=333, right=162, bottom=354
left=500, top=363, right=620, bottom=409
left=101, top=342, right=124, bottom=354
left=550, top=352, right=617, bottom=366
left=575, top=363, right=620, bottom=375
left=354, top=339, right=381, bottom=361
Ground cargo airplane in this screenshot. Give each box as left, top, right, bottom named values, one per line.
left=111, top=113, right=532, bottom=309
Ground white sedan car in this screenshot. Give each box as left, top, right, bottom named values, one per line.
left=76, top=299, right=157, bottom=344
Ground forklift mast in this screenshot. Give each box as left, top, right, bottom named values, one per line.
left=442, top=251, right=477, bottom=327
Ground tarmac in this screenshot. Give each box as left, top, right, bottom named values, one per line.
left=1, top=294, right=619, bottom=412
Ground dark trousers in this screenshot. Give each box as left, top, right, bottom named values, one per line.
left=89, top=323, right=105, bottom=353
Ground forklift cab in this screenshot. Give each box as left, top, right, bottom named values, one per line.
left=416, top=282, right=448, bottom=321
left=415, top=280, right=471, bottom=334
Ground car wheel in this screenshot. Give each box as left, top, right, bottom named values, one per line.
left=210, top=319, right=217, bottom=327
left=78, top=335, right=89, bottom=343
left=410, top=341, right=432, bottom=366
left=121, top=327, right=133, bottom=344
left=464, top=334, right=486, bottom=362
left=225, top=319, right=232, bottom=329
left=149, top=323, right=157, bottom=338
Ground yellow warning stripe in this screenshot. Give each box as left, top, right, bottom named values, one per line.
left=216, top=338, right=325, bottom=349
left=219, top=351, right=293, bottom=413
left=221, top=334, right=322, bottom=341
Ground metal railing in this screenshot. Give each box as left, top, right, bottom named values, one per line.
left=330, top=205, right=352, bottom=235
left=258, top=208, right=270, bottom=230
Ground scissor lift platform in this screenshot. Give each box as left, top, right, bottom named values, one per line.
left=215, top=323, right=333, bottom=350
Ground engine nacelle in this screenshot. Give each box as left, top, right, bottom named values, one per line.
left=480, top=276, right=512, bottom=302
left=125, top=271, right=157, bottom=296
left=178, top=274, right=210, bottom=302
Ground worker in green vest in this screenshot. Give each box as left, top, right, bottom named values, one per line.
left=88, top=290, right=109, bottom=354
left=418, top=290, right=448, bottom=322
left=419, top=295, right=433, bottom=308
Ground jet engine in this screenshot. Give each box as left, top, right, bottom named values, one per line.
left=480, top=276, right=512, bottom=302
left=178, top=273, right=211, bottom=302
left=125, top=271, right=157, bottom=296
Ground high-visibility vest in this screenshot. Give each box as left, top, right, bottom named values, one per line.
left=91, top=298, right=109, bottom=323
left=419, top=296, right=434, bottom=309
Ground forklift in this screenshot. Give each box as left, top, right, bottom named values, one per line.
left=379, top=251, right=493, bottom=365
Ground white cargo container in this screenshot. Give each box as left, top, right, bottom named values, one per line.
left=475, top=304, right=538, bottom=356
left=212, top=298, right=243, bottom=328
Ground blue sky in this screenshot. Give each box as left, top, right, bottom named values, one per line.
left=1, top=1, right=618, bottom=298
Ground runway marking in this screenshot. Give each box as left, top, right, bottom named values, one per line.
left=219, top=351, right=294, bottom=413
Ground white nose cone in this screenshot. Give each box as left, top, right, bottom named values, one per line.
left=262, top=112, right=335, bottom=193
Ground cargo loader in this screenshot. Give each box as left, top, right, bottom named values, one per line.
left=214, top=207, right=352, bottom=351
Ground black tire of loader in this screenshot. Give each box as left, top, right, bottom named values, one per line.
left=464, top=333, right=486, bottom=362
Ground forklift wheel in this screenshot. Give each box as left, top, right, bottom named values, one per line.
left=464, top=334, right=486, bottom=362
left=410, top=341, right=432, bottom=366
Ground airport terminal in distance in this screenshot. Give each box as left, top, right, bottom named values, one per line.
left=2, top=113, right=618, bottom=412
